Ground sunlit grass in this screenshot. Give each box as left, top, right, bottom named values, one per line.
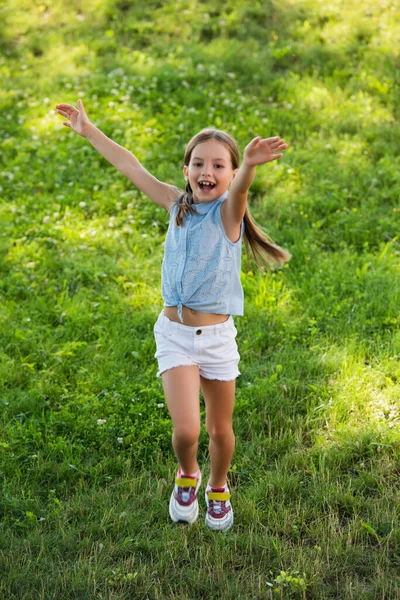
left=1, top=0, right=399, bottom=597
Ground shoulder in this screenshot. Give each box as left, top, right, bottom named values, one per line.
left=164, top=187, right=183, bottom=214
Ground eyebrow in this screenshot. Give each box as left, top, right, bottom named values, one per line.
left=192, top=156, right=227, bottom=162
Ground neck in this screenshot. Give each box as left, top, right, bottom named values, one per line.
left=192, top=190, right=229, bottom=205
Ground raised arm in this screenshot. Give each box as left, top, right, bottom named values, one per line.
left=225, top=135, right=288, bottom=224
left=55, top=99, right=179, bottom=212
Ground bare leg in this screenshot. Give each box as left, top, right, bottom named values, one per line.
left=161, top=365, right=201, bottom=474
left=200, top=377, right=236, bottom=487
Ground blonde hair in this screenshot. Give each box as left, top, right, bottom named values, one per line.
left=173, top=127, right=291, bottom=270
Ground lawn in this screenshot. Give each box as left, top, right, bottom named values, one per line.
left=0, top=1, right=399, bottom=598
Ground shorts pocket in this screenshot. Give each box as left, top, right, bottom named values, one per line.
left=154, top=321, right=173, bottom=339
left=216, top=323, right=237, bottom=343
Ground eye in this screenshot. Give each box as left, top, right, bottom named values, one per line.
left=193, top=163, right=224, bottom=168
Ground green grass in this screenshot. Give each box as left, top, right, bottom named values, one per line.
left=0, top=0, right=399, bottom=598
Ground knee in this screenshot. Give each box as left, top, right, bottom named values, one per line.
left=207, top=425, right=234, bottom=442
left=173, top=426, right=200, bottom=446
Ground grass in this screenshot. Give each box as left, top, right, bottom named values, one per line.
left=0, top=0, right=399, bottom=598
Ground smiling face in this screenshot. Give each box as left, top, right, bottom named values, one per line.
left=183, top=140, right=238, bottom=203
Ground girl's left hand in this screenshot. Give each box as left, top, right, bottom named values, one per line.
left=243, top=136, right=288, bottom=166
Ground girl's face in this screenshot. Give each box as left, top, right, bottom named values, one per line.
left=183, top=140, right=238, bottom=203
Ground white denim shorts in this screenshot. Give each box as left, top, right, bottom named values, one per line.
left=153, top=309, right=241, bottom=381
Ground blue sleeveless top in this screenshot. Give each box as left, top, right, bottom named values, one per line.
left=161, top=190, right=245, bottom=323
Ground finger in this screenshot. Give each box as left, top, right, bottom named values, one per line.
left=271, top=141, right=288, bottom=151
left=55, top=104, right=75, bottom=110
left=261, top=137, right=281, bottom=147
left=63, top=122, right=71, bottom=128
left=269, top=137, right=285, bottom=145
left=57, top=110, right=69, bottom=119
left=272, top=153, right=283, bottom=160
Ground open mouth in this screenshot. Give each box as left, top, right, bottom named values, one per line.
left=198, top=182, right=216, bottom=191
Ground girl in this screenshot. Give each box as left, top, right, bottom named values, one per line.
left=55, top=99, right=290, bottom=532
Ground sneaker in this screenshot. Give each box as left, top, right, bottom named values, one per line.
left=205, top=481, right=234, bottom=531
left=169, top=465, right=202, bottom=524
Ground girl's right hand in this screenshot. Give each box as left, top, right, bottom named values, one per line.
left=55, top=99, right=91, bottom=137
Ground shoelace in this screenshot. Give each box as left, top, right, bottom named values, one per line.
left=180, top=486, right=193, bottom=503
left=207, top=486, right=228, bottom=515
left=210, top=498, right=223, bottom=514
left=177, top=470, right=198, bottom=503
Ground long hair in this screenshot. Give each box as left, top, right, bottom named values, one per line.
left=174, top=128, right=291, bottom=270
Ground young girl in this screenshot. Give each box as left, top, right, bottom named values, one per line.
left=55, top=99, right=290, bottom=532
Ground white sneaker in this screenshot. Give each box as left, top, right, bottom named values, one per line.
left=169, top=466, right=202, bottom=524
left=205, top=481, right=234, bottom=531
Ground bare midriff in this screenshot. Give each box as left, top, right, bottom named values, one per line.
left=163, top=305, right=230, bottom=326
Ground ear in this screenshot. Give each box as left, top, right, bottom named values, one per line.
left=231, top=168, right=239, bottom=181
left=183, top=165, right=188, bottom=180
